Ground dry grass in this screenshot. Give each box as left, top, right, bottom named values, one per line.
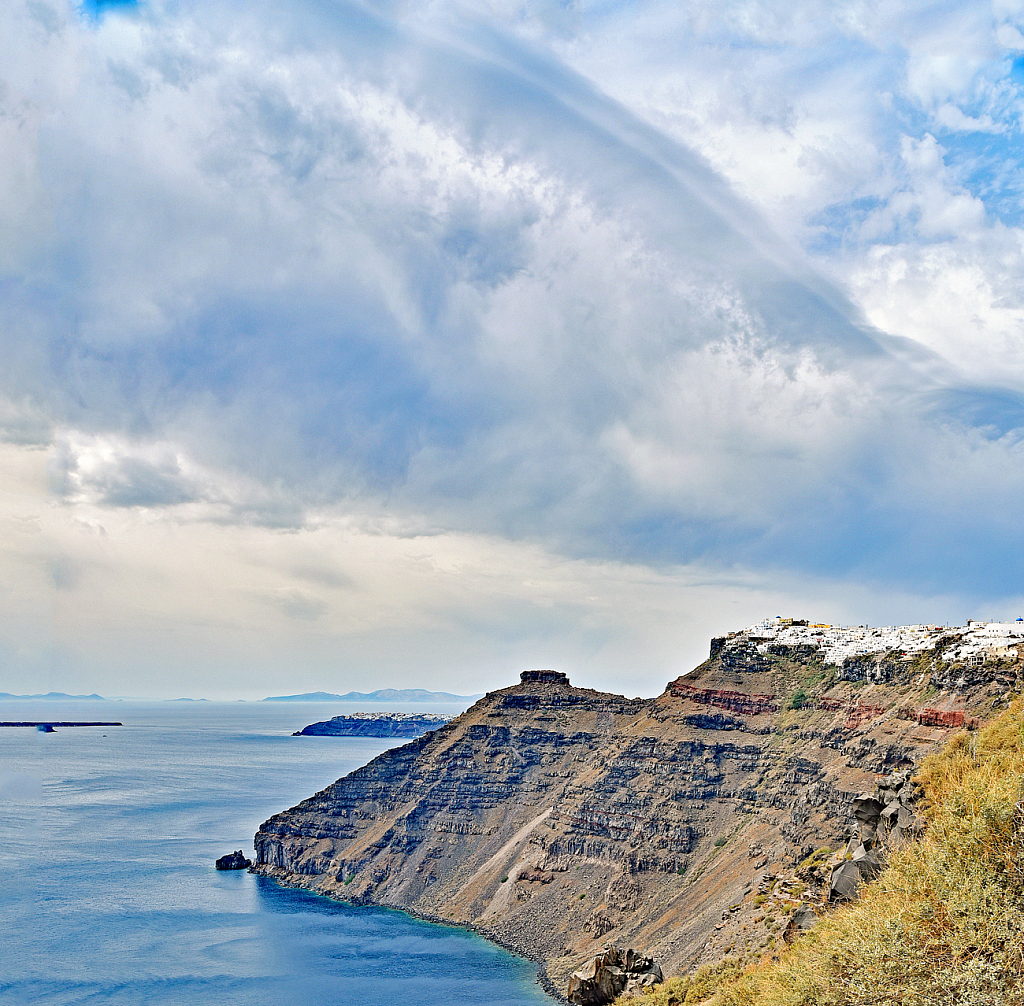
left=624, top=700, right=1024, bottom=1006
left=621, top=957, right=749, bottom=1006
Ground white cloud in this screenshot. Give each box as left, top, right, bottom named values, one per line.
left=932, top=103, right=1004, bottom=134
left=847, top=236, right=1024, bottom=386
left=996, top=23, right=1024, bottom=50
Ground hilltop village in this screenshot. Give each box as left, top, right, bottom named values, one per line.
left=740, top=615, right=1024, bottom=666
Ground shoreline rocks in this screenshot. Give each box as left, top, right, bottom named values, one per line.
left=216, top=850, right=252, bottom=870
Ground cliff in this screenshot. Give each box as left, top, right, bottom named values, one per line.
left=677, top=699, right=1024, bottom=1006
left=253, top=622, right=1019, bottom=991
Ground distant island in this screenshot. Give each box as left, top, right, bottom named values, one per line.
left=262, top=688, right=483, bottom=703
left=293, top=712, right=453, bottom=737
left=0, top=691, right=105, bottom=700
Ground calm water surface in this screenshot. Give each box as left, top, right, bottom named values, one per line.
left=0, top=701, right=550, bottom=1006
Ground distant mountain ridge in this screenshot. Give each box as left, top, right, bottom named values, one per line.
left=0, top=691, right=105, bottom=700
left=261, top=689, right=483, bottom=702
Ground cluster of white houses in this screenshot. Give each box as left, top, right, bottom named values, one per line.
left=741, top=616, right=1024, bottom=667
left=323, top=711, right=453, bottom=723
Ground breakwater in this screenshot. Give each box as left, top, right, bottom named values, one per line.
left=0, top=721, right=123, bottom=727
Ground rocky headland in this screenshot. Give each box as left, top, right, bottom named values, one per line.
left=293, top=712, right=452, bottom=738
left=253, top=620, right=1020, bottom=994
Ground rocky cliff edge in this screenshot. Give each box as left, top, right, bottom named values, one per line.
left=253, top=622, right=1018, bottom=989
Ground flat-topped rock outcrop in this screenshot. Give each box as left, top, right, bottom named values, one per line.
left=253, top=623, right=1016, bottom=989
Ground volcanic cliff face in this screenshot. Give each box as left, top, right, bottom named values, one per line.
left=254, top=627, right=1018, bottom=988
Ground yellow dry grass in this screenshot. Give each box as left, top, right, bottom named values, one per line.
left=625, top=700, right=1024, bottom=1006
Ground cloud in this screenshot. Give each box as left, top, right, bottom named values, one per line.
left=932, top=103, right=1004, bottom=134
left=0, top=398, right=52, bottom=448
left=2, top=435, right=1006, bottom=699
left=264, top=587, right=328, bottom=622
left=3, top=0, right=1024, bottom=693
left=54, top=439, right=200, bottom=508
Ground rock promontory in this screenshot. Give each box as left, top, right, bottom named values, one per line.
left=293, top=712, right=452, bottom=738
left=254, top=621, right=1018, bottom=990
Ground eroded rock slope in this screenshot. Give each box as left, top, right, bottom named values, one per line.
left=254, top=626, right=1018, bottom=988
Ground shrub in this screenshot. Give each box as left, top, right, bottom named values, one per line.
left=714, top=836, right=728, bottom=848
left=787, top=687, right=809, bottom=711
left=627, top=957, right=749, bottom=1005
left=797, top=847, right=833, bottom=871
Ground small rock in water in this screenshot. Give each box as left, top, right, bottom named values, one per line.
left=215, top=850, right=252, bottom=870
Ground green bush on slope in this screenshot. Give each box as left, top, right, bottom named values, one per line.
left=626, top=700, right=1024, bottom=1006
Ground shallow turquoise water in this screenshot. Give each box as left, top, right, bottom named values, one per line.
left=0, top=701, right=551, bottom=1005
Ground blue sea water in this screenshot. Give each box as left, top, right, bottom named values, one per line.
left=0, top=701, right=551, bottom=1006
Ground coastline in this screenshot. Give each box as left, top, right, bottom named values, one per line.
left=251, top=866, right=569, bottom=1003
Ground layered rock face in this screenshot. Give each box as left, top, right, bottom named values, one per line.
left=254, top=626, right=1016, bottom=988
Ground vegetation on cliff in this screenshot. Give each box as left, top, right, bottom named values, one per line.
left=627, top=700, right=1024, bottom=1006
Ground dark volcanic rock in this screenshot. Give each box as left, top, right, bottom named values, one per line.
left=567, top=947, right=663, bottom=1004
left=828, top=769, right=922, bottom=902
left=784, top=904, right=820, bottom=943
left=521, top=670, right=570, bottom=685
left=215, top=850, right=252, bottom=870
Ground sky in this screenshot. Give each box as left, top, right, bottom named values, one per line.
left=3, top=0, right=1024, bottom=699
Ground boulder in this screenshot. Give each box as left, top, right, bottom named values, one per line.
left=851, top=795, right=885, bottom=844
left=828, top=860, right=862, bottom=902
left=567, top=947, right=663, bottom=1004
left=783, top=903, right=819, bottom=943
left=215, top=850, right=252, bottom=870
left=517, top=866, right=555, bottom=884
left=851, top=845, right=884, bottom=883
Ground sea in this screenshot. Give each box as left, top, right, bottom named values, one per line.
left=0, top=700, right=552, bottom=1006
